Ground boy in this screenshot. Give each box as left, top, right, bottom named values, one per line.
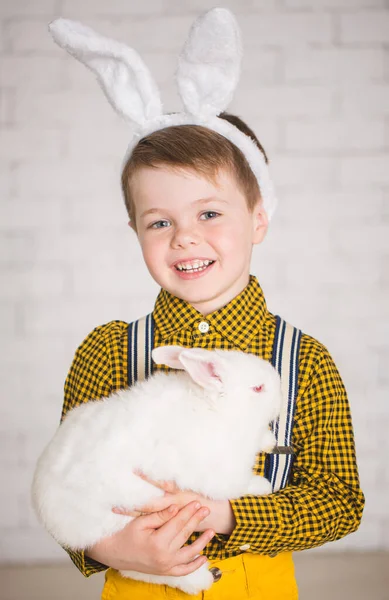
left=51, top=9, right=364, bottom=600
left=62, top=114, right=364, bottom=600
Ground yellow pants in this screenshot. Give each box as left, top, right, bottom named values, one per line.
left=101, top=552, right=298, bottom=599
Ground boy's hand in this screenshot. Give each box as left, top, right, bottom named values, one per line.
left=112, top=470, right=205, bottom=518
left=112, top=470, right=236, bottom=535
left=86, top=501, right=215, bottom=575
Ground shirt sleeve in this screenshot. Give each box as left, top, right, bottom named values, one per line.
left=61, top=327, right=113, bottom=577
left=215, top=342, right=365, bottom=556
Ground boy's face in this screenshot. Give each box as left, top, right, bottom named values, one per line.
left=129, top=165, right=268, bottom=315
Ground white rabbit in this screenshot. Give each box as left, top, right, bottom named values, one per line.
left=31, top=345, right=282, bottom=595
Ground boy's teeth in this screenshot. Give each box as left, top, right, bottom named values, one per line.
left=176, top=259, right=213, bottom=271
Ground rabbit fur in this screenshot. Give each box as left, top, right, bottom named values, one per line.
left=32, top=345, right=282, bottom=595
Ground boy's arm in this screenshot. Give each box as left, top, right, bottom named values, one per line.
left=61, top=326, right=113, bottom=577
left=61, top=327, right=216, bottom=577
left=213, top=342, right=365, bottom=556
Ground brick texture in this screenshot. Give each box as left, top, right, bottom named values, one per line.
left=1, top=0, right=388, bottom=562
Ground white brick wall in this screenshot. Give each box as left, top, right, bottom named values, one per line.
left=1, top=0, right=388, bottom=564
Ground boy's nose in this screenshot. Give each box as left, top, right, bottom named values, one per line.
left=170, top=226, right=202, bottom=248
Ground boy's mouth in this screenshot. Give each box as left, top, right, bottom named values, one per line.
left=173, top=259, right=216, bottom=279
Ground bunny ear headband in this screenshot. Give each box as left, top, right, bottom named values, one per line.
left=49, top=8, right=277, bottom=220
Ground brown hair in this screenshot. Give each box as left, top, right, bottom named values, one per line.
left=121, top=112, right=268, bottom=230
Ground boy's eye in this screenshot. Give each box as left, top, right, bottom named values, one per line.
left=200, top=211, right=220, bottom=220
left=148, top=212, right=219, bottom=229
left=149, top=220, right=170, bottom=229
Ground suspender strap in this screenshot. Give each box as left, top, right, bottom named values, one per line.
left=127, top=313, right=154, bottom=386
left=266, top=316, right=302, bottom=492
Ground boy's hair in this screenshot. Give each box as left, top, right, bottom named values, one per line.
left=121, top=112, right=269, bottom=230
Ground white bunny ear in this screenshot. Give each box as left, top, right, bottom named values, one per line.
left=152, top=346, right=225, bottom=392
left=178, top=348, right=225, bottom=393
left=176, top=8, right=242, bottom=119
left=48, top=18, right=163, bottom=126
left=152, top=346, right=187, bottom=370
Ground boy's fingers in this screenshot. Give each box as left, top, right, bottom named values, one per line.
left=169, top=554, right=209, bottom=577
left=176, top=529, right=215, bottom=565
left=112, top=506, right=142, bottom=517
left=140, top=505, right=178, bottom=529
left=172, top=505, right=210, bottom=548
left=132, top=496, right=174, bottom=514
left=134, top=470, right=181, bottom=494
left=158, top=501, right=209, bottom=548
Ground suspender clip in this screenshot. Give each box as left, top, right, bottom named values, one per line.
left=269, top=445, right=295, bottom=455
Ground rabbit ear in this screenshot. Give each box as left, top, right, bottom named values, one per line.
left=48, top=18, right=163, bottom=126
left=152, top=346, right=187, bottom=370
left=178, top=348, right=224, bottom=393
left=176, top=8, right=242, bottom=119
left=152, top=346, right=225, bottom=392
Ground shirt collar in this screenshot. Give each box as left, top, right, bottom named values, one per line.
left=152, top=274, right=268, bottom=349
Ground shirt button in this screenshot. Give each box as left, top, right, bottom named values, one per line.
left=198, top=321, right=209, bottom=333
left=239, top=544, right=250, bottom=551
left=209, top=567, right=222, bottom=582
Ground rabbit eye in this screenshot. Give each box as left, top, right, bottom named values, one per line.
left=253, top=385, right=264, bottom=393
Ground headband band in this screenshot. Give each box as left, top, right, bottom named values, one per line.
left=49, top=8, right=277, bottom=219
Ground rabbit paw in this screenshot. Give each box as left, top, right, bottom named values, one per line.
left=120, top=562, right=214, bottom=595
left=175, top=564, right=215, bottom=595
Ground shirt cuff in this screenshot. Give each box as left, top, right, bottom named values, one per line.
left=68, top=548, right=108, bottom=577
left=215, top=495, right=280, bottom=556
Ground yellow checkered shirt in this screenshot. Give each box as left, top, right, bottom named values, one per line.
left=62, top=275, right=364, bottom=576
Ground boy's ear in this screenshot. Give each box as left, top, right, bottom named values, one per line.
left=252, top=199, right=269, bottom=245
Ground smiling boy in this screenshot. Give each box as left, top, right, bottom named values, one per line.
left=60, top=116, right=364, bottom=600
left=130, top=155, right=266, bottom=315
left=48, top=9, right=364, bottom=600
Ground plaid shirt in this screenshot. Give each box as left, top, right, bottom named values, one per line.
left=62, top=275, right=364, bottom=576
